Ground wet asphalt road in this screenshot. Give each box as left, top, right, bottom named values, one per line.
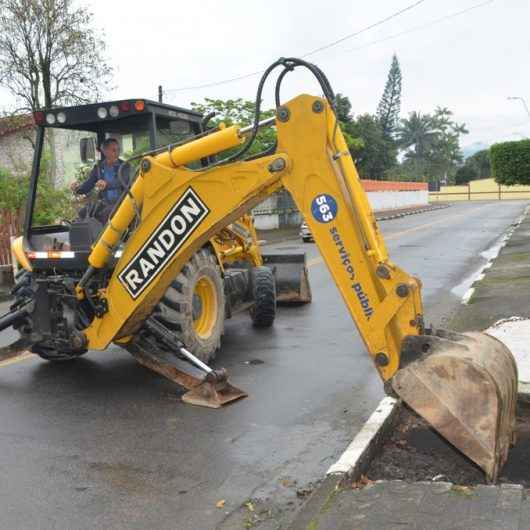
left=0, top=201, right=527, bottom=530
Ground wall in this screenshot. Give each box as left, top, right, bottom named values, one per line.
left=252, top=180, right=429, bottom=229
left=430, top=178, right=530, bottom=202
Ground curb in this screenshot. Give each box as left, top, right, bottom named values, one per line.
left=327, top=396, right=398, bottom=477
left=376, top=203, right=450, bottom=221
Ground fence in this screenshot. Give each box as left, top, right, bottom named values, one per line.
left=430, top=178, right=530, bottom=202
left=0, top=210, right=20, bottom=270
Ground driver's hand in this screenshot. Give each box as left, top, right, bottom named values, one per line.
left=95, top=179, right=107, bottom=191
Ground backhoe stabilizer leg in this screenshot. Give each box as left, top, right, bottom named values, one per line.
left=128, top=318, right=247, bottom=408
left=391, top=329, right=518, bottom=482
left=0, top=306, right=32, bottom=362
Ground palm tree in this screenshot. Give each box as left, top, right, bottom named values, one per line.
left=397, top=112, right=437, bottom=160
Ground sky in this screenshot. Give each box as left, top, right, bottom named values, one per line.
left=1, top=0, right=529, bottom=150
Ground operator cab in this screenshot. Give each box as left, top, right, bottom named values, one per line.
left=19, top=99, right=203, bottom=271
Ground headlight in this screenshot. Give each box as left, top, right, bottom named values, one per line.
left=57, top=112, right=66, bottom=124
left=109, top=105, right=119, bottom=118
left=46, top=113, right=56, bottom=125
left=97, top=107, right=108, bottom=119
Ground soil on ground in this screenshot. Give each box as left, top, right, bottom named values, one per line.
left=366, top=397, right=530, bottom=486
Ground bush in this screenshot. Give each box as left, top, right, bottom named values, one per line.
left=490, top=140, right=530, bottom=185
left=0, top=165, right=75, bottom=225
left=455, top=164, right=478, bottom=185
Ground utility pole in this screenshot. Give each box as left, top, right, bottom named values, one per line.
left=158, top=85, right=163, bottom=103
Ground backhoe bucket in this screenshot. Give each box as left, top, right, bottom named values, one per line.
left=262, top=253, right=312, bottom=304
left=392, top=329, right=518, bottom=482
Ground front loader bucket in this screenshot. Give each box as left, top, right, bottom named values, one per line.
left=392, top=329, right=518, bottom=482
left=262, top=253, right=312, bottom=304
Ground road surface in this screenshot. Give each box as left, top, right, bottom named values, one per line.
left=0, top=201, right=525, bottom=530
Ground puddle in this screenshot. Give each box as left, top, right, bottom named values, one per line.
left=366, top=399, right=530, bottom=487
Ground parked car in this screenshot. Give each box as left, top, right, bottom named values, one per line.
left=300, top=221, right=313, bottom=242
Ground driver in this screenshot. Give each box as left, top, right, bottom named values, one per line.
left=71, top=137, right=130, bottom=223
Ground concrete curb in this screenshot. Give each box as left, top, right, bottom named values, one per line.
left=376, top=203, right=450, bottom=221
left=327, top=396, right=398, bottom=477
left=288, top=397, right=401, bottom=530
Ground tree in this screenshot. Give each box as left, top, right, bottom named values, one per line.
left=466, top=149, right=491, bottom=179
left=490, top=140, right=530, bottom=185
left=398, top=111, right=437, bottom=160
left=0, top=0, right=112, bottom=111
left=347, top=114, right=397, bottom=180
left=334, top=93, right=353, bottom=123
left=191, top=98, right=276, bottom=157
left=376, top=54, right=402, bottom=138
left=397, top=108, right=468, bottom=183
left=455, top=164, right=478, bottom=185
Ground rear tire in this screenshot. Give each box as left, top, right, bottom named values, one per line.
left=154, top=248, right=225, bottom=363
left=249, top=266, right=276, bottom=328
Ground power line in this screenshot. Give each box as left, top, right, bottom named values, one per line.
left=342, top=0, right=494, bottom=55
left=301, top=0, right=426, bottom=58
left=163, top=0, right=427, bottom=94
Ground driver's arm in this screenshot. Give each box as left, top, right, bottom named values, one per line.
left=74, top=165, right=99, bottom=195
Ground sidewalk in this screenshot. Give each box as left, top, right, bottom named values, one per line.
left=288, top=206, right=530, bottom=530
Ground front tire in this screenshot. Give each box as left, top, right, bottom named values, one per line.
left=154, top=248, right=225, bottom=363
left=249, top=266, right=276, bottom=328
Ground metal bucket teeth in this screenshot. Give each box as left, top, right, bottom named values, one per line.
left=392, top=330, right=518, bottom=481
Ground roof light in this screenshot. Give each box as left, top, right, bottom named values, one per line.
left=97, top=107, right=108, bottom=119
left=109, top=105, right=119, bottom=118
left=33, top=112, right=45, bottom=125
left=134, top=100, right=145, bottom=112
left=119, top=101, right=131, bottom=112
left=57, top=112, right=66, bottom=124
left=46, top=113, right=56, bottom=125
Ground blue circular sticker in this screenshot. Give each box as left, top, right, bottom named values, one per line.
left=311, top=194, right=338, bottom=223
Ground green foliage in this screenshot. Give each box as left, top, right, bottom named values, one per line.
left=191, top=98, right=276, bottom=157
left=466, top=149, right=491, bottom=179
left=454, top=149, right=491, bottom=185
left=455, top=164, right=478, bottom=185
left=0, top=166, right=28, bottom=212
left=334, top=93, right=353, bottom=123
left=397, top=107, right=468, bottom=183
left=345, top=114, right=397, bottom=180
left=32, top=178, right=75, bottom=224
left=490, top=140, right=530, bottom=185
left=0, top=157, right=75, bottom=225
left=377, top=54, right=402, bottom=138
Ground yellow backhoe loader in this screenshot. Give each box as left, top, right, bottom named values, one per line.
left=0, top=58, right=517, bottom=482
